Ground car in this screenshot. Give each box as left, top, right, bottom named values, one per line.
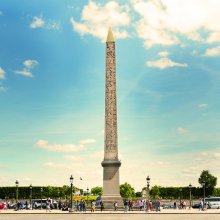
left=207, top=202, right=220, bottom=209
left=162, top=204, right=174, bottom=209
left=0, top=203, right=6, bottom=210
left=192, top=203, right=201, bottom=209
left=32, top=199, right=57, bottom=209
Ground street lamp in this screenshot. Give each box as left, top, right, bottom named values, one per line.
left=179, top=188, right=182, bottom=207
left=146, top=175, right=150, bottom=199
left=15, top=180, right=19, bottom=203
left=40, top=187, right=43, bottom=210
left=189, top=183, right=192, bottom=209
left=86, top=187, right=89, bottom=205
left=30, top=184, right=32, bottom=210
left=202, top=181, right=205, bottom=210
left=70, top=175, right=74, bottom=212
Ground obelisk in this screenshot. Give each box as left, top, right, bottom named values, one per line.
left=101, top=27, right=122, bottom=205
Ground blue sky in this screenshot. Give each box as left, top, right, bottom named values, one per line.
left=1, top=0, right=220, bottom=191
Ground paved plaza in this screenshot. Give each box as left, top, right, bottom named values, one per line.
left=0, top=209, right=220, bottom=220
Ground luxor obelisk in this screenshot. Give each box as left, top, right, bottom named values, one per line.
left=101, top=27, right=122, bottom=204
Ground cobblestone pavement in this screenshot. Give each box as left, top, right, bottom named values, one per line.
left=0, top=209, right=220, bottom=220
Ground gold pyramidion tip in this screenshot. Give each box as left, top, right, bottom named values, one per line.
left=106, top=27, right=114, bottom=42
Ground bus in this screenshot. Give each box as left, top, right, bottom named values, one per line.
left=205, top=197, right=220, bottom=209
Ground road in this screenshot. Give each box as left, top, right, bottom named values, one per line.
left=0, top=210, right=220, bottom=220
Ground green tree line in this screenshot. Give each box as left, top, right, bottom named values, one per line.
left=0, top=185, right=80, bottom=200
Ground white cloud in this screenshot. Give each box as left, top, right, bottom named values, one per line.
left=23, top=177, right=31, bottom=182
left=43, top=162, right=83, bottom=170
left=15, top=69, right=33, bottom=77
left=207, top=32, right=220, bottom=43
left=176, top=127, right=188, bottom=134
left=146, top=57, right=187, bottom=69
left=34, top=140, right=86, bottom=152
left=23, top=60, right=39, bottom=68
left=204, top=46, right=220, bottom=57
left=132, top=0, right=220, bottom=47
left=88, top=151, right=104, bottom=159
left=158, top=51, right=169, bottom=57
left=198, top=103, right=208, bottom=109
left=15, top=59, right=39, bottom=77
left=63, top=155, right=78, bottom=160
left=182, top=166, right=200, bottom=176
left=80, top=139, right=96, bottom=145
left=30, top=16, right=45, bottom=29
left=30, top=16, right=61, bottom=30
left=34, top=138, right=96, bottom=153
left=70, top=1, right=130, bottom=41
left=0, top=67, right=5, bottom=79
left=46, top=21, right=61, bottom=30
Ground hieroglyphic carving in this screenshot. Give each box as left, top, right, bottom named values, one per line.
left=104, top=42, right=118, bottom=160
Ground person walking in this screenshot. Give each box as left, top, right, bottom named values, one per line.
left=113, top=201, right=118, bottom=211
left=91, top=200, right=95, bottom=212
left=46, top=199, right=51, bottom=212
left=124, top=200, right=129, bottom=212
left=129, top=200, right=133, bottom=211
left=100, top=200, right=104, bottom=212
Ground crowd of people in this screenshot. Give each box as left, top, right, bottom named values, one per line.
left=122, top=199, right=161, bottom=212
left=0, top=198, right=209, bottom=212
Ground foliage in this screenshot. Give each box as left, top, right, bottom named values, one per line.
left=120, top=182, right=135, bottom=198
left=0, top=185, right=79, bottom=200
left=135, top=191, right=142, bottom=197
left=150, top=185, right=160, bottom=198
left=91, top=186, right=103, bottom=196
left=198, top=170, right=217, bottom=197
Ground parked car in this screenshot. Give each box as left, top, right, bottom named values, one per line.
left=192, top=203, right=200, bottom=209
left=0, top=203, right=6, bottom=210
left=32, top=199, right=57, bottom=209
left=163, top=204, right=174, bottom=209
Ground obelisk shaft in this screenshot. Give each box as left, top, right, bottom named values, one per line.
left=104, top=32, right=118, bottom=160
left=102, top=28, right=122, bottom=204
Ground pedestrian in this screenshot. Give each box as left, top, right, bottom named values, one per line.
left=157, top=199, right=161, bottom=211
left=46, top=199, right=51, bottom=212
left=174, top=201, right=176, bottom=209
left=200, top=199, right=204, bottom=211
left=124, top=200, right=129, bottom=212
left=139, top=200, right=143, bottom=211
left=129, top=200, right=133, bottom=211
left=100, top=200, right=104, bottom=212
left=58, top=200, right=62, bottom=210
left=149, top=200, right=152, bottom=211
left=113, top=201, right=118, bottom=211
left=91, top=200, right=95, bottom=212
left=82, top=200, right=86, bottom=212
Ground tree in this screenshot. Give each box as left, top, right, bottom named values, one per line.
left=135, top=192, right=142, bottom=198
left=91, top=186, right=103, bottom=196
left=150, top=185, right=160, bottom=199
left=120, top=182, right=135, bottom=198
left=198, top=170, right=217, bottom=197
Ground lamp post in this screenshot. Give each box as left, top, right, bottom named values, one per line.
left=15, top=180, right=19, bottom=203
left=189, top=184, right=192, bottom=209
left=146, top=175, right=150, bottom=199
left=40, top=187, right=43, bottom=209
left=179, top=188, right=182, bottom=208
left=202, top=180, right=205, bottom=210
left=70, top=175, right=74, bottom=212
left=86, top=187, right=89, bottom=205
left=30, top=184, right=32, bottom=210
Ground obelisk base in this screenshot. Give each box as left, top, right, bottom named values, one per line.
left=101, top=160, right=123, bottom=208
